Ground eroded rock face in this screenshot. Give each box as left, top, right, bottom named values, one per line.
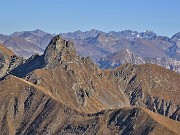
left=10, top=54, right=44, bottom=78
left=109, top=64, right=180, bottom=121
left=0, top=43, right=23, bottom=79
left=0, top=53, right=5, bottom=71
left=44, top=35, right=76, bottom=68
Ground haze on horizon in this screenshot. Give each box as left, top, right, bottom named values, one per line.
left=0, top=0, right=179, bottom=37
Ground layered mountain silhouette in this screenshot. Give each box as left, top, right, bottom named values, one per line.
left=98, top=49, right=180, bottom=73
left=0, top=36, right=179, bottom=134
left=61, top=30, right=180, bottom=73
left=1, top=29, right=180, bottom=73
left=0, top=29, right=53, bottom=58
left=61, top=30, right=180, bottom=60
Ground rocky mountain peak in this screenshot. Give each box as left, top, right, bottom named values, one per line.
left=171, top=32, right=180, bottom=41
left=139, top=30, right=157, bottom=40
left=43, top=35, right=77, bottom=68
left=0, top=43, right=24, bottom=79
left=88, top=33, right=107, bottom=44
left=34, top=29, right=44, bottom=33
left=98, top=49, right=144, bottom=69
left=171, top=32, right=180, bottom=48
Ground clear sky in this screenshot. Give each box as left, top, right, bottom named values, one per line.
left=0, top=0, right=179, bottom=37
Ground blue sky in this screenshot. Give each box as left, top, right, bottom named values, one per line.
left=0, top=0, right=179, bottom=37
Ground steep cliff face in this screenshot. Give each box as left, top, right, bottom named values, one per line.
left=44, top=35, right=77, bottom=68
left=0, top=43, right=23, bottom=79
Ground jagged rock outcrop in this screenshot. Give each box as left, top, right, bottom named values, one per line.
left=0, top=43, right=23, bottom=79
left=44, top=35, right=76, bottom=68
left=1, top=30, right=180, bottom=72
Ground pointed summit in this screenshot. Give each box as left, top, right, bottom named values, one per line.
left=43, top=35, right=76, bottom=68
left=88, top=33, right=107, bottom=44
left=9, top=36, right=78, bottom=77
left=96, top=33, right=105, bottom=40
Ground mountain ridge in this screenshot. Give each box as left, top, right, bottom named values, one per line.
left=98, top=48, right=180, bottom=73
left=7, top=35, right=180, bottom=120
left=0, top=35, right=179, bottom=134
left=1, top=75, right=179, bottom=134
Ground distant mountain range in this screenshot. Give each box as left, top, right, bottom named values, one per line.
left=98, top=49, right=180, bottom=73
left=61, top=30, right=180, bottom=59
left=61, top=29, right=180, bottom=73
left=0, top=29, right=53, bottom=58
left=0, top=29, right=180, bottom=73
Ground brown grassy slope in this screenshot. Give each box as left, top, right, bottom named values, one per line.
left=26, top=60, right=130, bottom=114
left=108, top=63, right=180, bottom=103
left=142, top=107, right=180, bottom=134
left=102, top=107, right=180, bottom=135
left=106, top=63, right=180, bottom=120
left=0, top=76, right=85, bottom=135
left=0, top=76, right=179, bottom=135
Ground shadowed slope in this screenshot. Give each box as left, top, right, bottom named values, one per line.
left=0, top=43, right=23, bottom=79
left=107, top=63, right=180, bottom=121
left=0, top=76, right=179, bottom=135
